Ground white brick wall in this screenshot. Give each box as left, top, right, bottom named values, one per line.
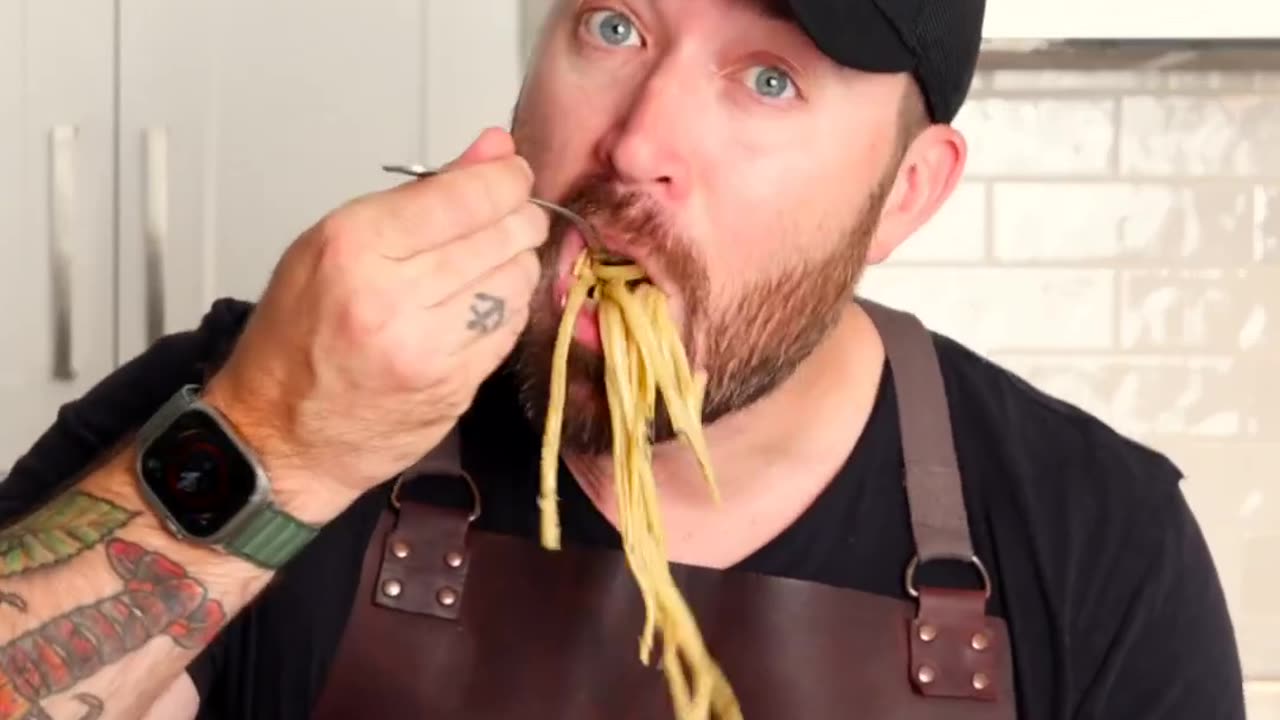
left=860, top=62, right=1280, bottom=713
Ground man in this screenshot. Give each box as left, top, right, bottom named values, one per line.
left=0, top=0, right=1245, bottom=718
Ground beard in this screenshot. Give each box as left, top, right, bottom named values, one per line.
left=512, top=177, right=889, bottom=456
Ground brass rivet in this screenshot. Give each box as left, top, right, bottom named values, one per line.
left=437, top=587, right=459, bottom=607
left=972, top=672, right=990, bottom=691
left=444, top=551, right=464, bottom=569
left=918, top=624, right=938, bottom=642
left=971, top=632, right=990, bottom=651
left=381, top=579, right=403, bottom=598
left=917, top=665, right=936, bottom=685
left=391, top=540, right=411, bottom=559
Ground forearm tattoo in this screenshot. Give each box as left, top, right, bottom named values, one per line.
left=0, top=492, right=226, bottom=719
left=467, top=293, right=506, bottom=334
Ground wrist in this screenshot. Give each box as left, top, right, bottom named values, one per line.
left=197, top=378, right=357, bottom=526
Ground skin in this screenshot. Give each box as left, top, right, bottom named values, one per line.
left=511, top=0, right=967, bottom=566
left=0, top=1, right=967, bottom=718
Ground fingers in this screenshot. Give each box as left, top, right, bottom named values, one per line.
left=431, top=247, right=540, bottom=351
left=445, top=127, right=517, bottom=168
left=396, top=201, right=550, bottom=309
left=457, top=253, right=539, bottom=349
left=388, top=248, right=540, bottom=393
left=374, top=129, right=533, bottom=258
left=375, top=154, right=535, bottom=257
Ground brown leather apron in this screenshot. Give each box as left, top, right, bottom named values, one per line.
left=310, top=301, right=1019, bottom=719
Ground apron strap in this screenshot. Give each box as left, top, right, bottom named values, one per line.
left=858, top=299, right=978, bottom=566
left=859, top=299, right=998, bottom=701
left=396, top=303, right=985, bottom=579
left=345, top=302, right=1002, bottom=706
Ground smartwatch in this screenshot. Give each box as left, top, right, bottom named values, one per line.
left=134, top=385, right=319, bottom=569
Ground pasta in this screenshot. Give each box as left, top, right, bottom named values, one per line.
left=539, top=252, right=743, bottom=720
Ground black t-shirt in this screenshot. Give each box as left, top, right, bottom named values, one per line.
left=0, top=299, right=1246, bottom=719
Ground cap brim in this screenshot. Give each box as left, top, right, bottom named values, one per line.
left=787, top=0, right=915, bottom=74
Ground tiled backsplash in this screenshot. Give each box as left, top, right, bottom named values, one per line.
left=858, top=45, right=1279, bottom=713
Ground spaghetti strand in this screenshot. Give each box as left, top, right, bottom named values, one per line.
left=540, top=254, right=742, bottom=720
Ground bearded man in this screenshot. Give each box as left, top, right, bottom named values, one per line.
left=0, top=1, right=1245, bottom=719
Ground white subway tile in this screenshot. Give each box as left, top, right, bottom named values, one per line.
left=956, top=98, right=1117, bottom=177
left=1178, top=442, right=1280, bottom=679
left=993, top=183, right=1124, bottom=261
left=857, top=268, right=1114, bottom=352
left=888, top=183, right=987, bottom=263
left=982, top=70, right=1265, bottom=94
left=990, top=354, right=1274, bottom=441
left=1254, top=71, right=1280, bottom=92
left=985, top=70, right=1143, bottom=92
left=1119, top=268, right=1280, bottom=353
left=1163, top=71, right=1262, bottom=92
left=993, top=183, right=1256, bottom=263
left=1255, top=185, right=1280, bottom=261
left=1120, top=95, right=1280, bottom=177
left=1247, top=682, right=1280, bottom=718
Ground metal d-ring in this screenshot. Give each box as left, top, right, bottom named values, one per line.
left=904, top=554, right=992, bottom=600
left=390, top=469, right=483, bottom=524
left=380, top=163, right=627, bottom=265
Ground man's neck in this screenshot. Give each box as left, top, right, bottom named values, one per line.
left=562, top=302, right=887, bottom=568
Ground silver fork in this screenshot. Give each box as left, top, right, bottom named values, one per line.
left=381, top=164, right=627, bottom=264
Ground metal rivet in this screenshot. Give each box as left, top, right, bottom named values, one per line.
left=972, top=672, right=990, bottom=691
left=381, top=579, right=403, bottom=598
left=918, top=624, right=937, bottom=642
left=444, top=551, right=464, bottom=569
left=391, top=540, right=411, bottom=559
left=437, top=587, right=459, bottom=607
left=971, top=632, right=990, bottom=651
left=917, top=665, right=936, bottom=685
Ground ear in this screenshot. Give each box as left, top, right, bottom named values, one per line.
left=865, top=124, right=967, bottom=265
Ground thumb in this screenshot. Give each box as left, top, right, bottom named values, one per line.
left=446, top=127, right=517, bottom=169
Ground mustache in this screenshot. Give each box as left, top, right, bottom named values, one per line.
left=549, top=175, right=711, bottom=332
left=555, top=175, right=687, bottom=261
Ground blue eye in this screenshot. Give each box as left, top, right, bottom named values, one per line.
left=748, top=66, right=796, bottom=100
left=586, top=10, right=641, bottom=47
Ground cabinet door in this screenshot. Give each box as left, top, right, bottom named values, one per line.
left=115, top=0, right=524, bottom=362
left=0, top=1, right=116, bottom=469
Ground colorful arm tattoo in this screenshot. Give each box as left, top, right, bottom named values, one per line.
left=0, top=492, right=227, bottom=719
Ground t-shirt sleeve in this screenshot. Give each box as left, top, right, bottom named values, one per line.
left=187, top=624, right=236, bottom=716
left=1, top=298, right=254, bottom=521
left=1071, top=482, right=1246, bottom=720
left=0, top=298, right=255, bottom=712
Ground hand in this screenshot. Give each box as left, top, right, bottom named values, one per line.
left=203, top=128, right=548, bottom=519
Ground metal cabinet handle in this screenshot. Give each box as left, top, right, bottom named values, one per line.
left=49, top=125, right=77, bottom=381
left=143, top=127, right=168, bottom=344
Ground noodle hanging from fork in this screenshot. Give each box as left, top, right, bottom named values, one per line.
left=538, top=252, right=742, bottom=720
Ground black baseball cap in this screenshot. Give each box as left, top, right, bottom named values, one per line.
left=786, top=0, right=987, bottom=123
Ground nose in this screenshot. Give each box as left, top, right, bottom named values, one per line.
left=595, top=61, right=693, bottom=205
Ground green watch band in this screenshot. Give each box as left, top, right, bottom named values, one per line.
left=136, top=384, right=322, bottom=571
left=224, top=504, right=320, bottom=570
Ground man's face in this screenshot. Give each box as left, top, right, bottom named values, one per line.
left=511, top=0, right=925, bottom=453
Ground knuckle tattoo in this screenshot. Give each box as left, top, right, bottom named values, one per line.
left=467, top=293, right=506, bottom=335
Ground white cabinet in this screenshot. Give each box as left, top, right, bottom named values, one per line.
left=1, top=0, right=527, bottom=469
left=0, top=1, right=117, bottom=467
left=983, top=0, right=1280, bottom=39
left=115, top=0, right=524, bottom=361
left=114, top=0, right=430, bottom=359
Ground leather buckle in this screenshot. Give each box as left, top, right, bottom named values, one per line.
left=372, top=463, right=480, bottom=620
left=905, top=555, right=1001, bottom=702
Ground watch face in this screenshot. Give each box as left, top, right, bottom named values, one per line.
left=139, top=409, right=258, bottom=539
